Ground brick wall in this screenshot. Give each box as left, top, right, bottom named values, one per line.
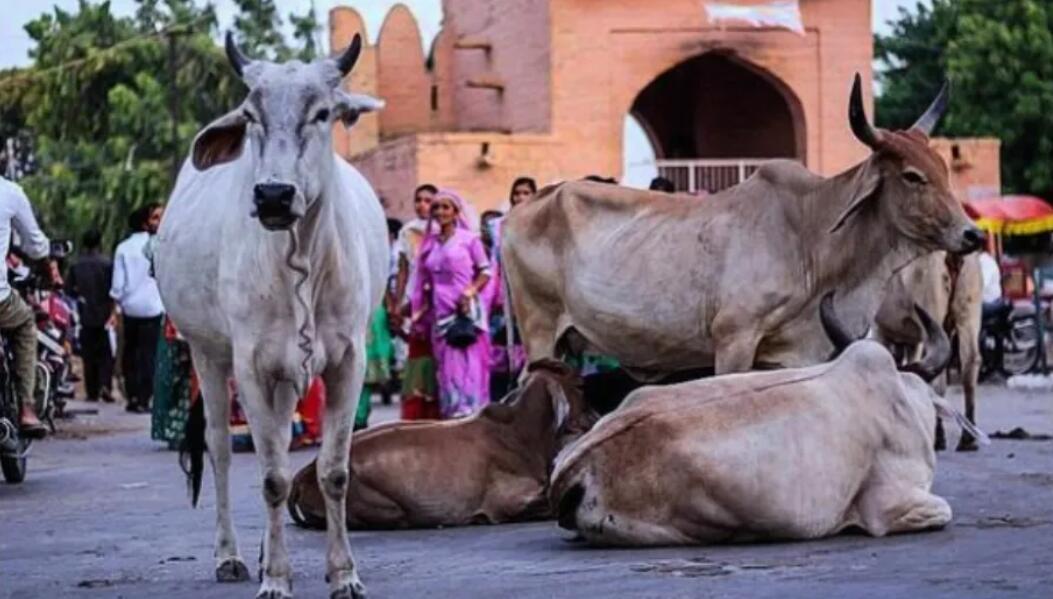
left=376, top=5, right=431, bottom=138
left=334, top=0, right=893, bottom=219
left=330, top=7, right=380, bottom=157
left=931, top=137, right=1002, bottom=201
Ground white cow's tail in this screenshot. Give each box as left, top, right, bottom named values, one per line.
left=180, top=394, right=206, bottom=507
left=933, top=396, right=991, bottom=446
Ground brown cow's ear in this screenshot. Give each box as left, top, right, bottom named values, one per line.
left=192, top=110, right=248, bottom=171
left=830, top=166, right=882, bottom=233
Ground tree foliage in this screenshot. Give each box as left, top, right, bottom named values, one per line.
left=0, top=0, right=320, bottom=251
left=876, top=0, right=1053, bottom=199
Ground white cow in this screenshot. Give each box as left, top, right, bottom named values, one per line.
left=155, top=33, right=386, bottom=599
left=550, top=295, right=987, bottom=547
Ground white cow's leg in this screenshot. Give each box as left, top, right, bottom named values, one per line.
left=194, top=352, right=249, bottom=582
left=886, top=492, right=952, bottom=533
left=236, top=371, right=298, bottom=599
left=857, top=484, right=952, bottom=536
left=319, top=342, right=367, bottom=599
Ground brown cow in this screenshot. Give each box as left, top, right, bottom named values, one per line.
left=288, top=361, right=594, bottom=529
left=502, top=75, right=984, bottom=379
left=875, top=251, right=983, bottom=451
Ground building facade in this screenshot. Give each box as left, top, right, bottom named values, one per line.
left=329, top=1, right=999, bottom=218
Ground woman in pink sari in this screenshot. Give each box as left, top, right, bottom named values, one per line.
left=410, top=190, right=493, bottom=418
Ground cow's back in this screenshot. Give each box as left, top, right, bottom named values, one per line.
left=503, top=178, right=805, bottom=372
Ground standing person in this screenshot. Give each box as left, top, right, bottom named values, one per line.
left=391, top=184, right=439, bottom=420
left=486, top=177, right=536, bottom=398
left=0, top=176, right=51, bottom=437
left=410, top=190, right=492, bottom=419
left=509, top=176, right=537, bottom=209
left=66, top=229, right=114, bottom=403
left=111, top=204, right=164, bottom=413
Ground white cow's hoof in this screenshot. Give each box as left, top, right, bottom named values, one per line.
left=256, top=576, right=293, bottom=599
left=216, top=557, right=251, bottom=582
left=329, top=570, right=366, bottom=599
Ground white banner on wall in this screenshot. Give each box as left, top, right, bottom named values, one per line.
left=704, top=1, right=805, bottom=35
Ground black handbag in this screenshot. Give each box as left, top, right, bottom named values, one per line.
left=443, top=314, right=479, bottom=348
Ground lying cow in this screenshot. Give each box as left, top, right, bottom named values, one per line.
left=550, top=294, right=985, bottom=546
left=288, top=361, right=593, bottom=529
left=502, top=74, right=983, bottom=379
left=876, top=251, right=983, bottom=451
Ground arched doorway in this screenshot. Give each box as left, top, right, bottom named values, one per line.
left=630, top=52, right=805, bottom=193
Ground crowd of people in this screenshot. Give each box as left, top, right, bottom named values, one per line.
left=378, top=177, right=538, bottom=423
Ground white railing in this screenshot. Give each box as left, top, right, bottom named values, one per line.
left=655, top=158, right=773, bottom=194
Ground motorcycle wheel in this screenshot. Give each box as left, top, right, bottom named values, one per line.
left=1002, top=314, right=1042, bottom=376
left=1, top=439, right=27, bottom=483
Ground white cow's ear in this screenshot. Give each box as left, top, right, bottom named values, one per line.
left=334, top=91, right=384, bottom=128
left=192, top=109, right=248, bottom=171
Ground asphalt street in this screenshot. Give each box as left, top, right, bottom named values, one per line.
left=2, top=385, right=1052, bottom=599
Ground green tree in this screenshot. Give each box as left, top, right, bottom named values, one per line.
left=876, top=0, right=1053, bottom=199
left=874, top=1, right=959, bottom=131
left=0, top=0, right=242, bottom=249
left=0, top=0, right=320, bottom=250
left=232, top=0, right=320, bottom=61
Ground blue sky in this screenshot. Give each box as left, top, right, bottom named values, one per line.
left=0, top=1, right=928, bottom=188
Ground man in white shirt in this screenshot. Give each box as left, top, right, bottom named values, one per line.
left=978, top=249, right=1004, bottom=316
left=111, top=203, right=165, bottom=413
left=0, top=177, right=51, bottom=437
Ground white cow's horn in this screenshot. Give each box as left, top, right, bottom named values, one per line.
left=225, top=31, right=250, bottom=78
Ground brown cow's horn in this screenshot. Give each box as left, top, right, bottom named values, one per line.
left=849, top=73, right=882, bottom=149
left=900, top=304, right=951, bottom=382
left=820, top=291, right=858, bottom=356
left=335, top=34, right=362, bottom=77
left=225, top=31, right=250, bottom=78
left=911, top=80, right=950, bottom=136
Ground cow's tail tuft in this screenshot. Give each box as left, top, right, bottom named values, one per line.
left=556, top=482, right=585, bottom=531
left=180, top=394, right=206, bottom=508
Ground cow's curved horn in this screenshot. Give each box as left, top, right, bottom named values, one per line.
left=820, top=291, right=857, bottom=356
left=334, top=34, right=362, bottom=77
left=911, top=80, right=950, bottom=136
left=849, top=73, right=882, bottom=149
left=900, top=304, right=951, bottom=383
left=225, top=31, right=250, bottom=78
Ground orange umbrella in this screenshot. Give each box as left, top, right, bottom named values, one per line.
left=963, top=195, right=1053, bottom=236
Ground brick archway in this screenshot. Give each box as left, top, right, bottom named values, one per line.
left=630, top=52, right=806, bottom=162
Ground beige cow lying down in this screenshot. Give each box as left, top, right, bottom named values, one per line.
left=550, top=294, right=986, bottom=547
left=289, top=361, right=594, bottom=529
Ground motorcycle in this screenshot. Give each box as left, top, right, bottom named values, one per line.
left=1, top=240, right=74, bottom=484
left=979, top=299, right=1043, bottom=380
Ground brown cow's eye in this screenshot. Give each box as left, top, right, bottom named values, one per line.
left=902, top=170, right=926, bottom=185
left=314, top=109, right=331, bottom=123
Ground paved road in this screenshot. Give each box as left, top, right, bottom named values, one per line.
left=2, top=386, right=1052, bottom=598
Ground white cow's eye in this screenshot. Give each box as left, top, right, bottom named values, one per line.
left=902, top=169, right=927, bottom=185
left=243, top=111, right=257, bottom=124
left=314, top=109, right=331, bottom=123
